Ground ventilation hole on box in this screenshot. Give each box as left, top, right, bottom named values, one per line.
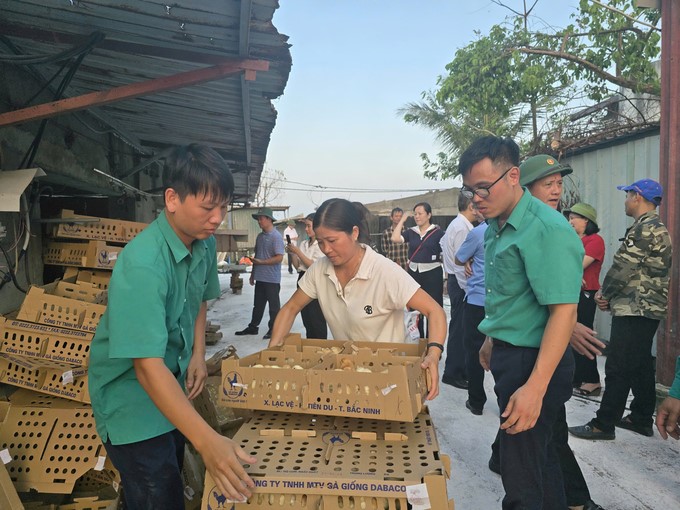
left=46, top=468, right=51, bottom=473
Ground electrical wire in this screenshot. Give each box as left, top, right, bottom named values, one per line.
left=273, top=185, right=453, bottom=194
left=262, top=178, right=453, bottom=194
left=19, top=38, right=100, bottom=169
left=0, top=243, right=27, bottom=293
left=0, top=31, right=105, bottom=65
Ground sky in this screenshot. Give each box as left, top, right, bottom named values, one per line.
left=265, top=1, right=578, bottom=217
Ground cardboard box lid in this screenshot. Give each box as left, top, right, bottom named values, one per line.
left=234, top=409, right=443, bottom=491
left=0, top=461, right=24, bottom=510
left=0, top=390, right=104, bottom=494
left=0, top=168, right=45, bottom=212
left=203, top=408, right=450, bottom=510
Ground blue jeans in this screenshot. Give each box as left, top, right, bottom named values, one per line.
left=104, top=429, right=185, bottom=510
left=491, top=342, right=574, bottom=510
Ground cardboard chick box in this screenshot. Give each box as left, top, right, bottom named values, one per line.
left=51, top=209, right=147, bottom=244
left=202, top=408, right=452, bottom=510
left=63, top=268, right=112, bottom=291
left=220, top=334, right=428, bottom=422
left=16, top=284, right=107, bottom=333
left=0, top=352, right=90, bottom=403
left=0, top=318, right=93, bottom=367
left=44, top=240, right=123, bottom=270
left=0, top=390, right=105, bottom=494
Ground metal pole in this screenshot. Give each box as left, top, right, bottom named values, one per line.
left=657, top=0, right=680, bottom=386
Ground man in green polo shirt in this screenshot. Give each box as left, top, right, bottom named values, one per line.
left=88, top=144, right=256, bottom=510
left=459, top=136, right=583, bottom=509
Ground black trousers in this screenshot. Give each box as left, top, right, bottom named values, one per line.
left=463, top=302, right=487, bottom=409
left=297, top=272, right=327, bottom=339
left=248, top=281, right=281, bottom=333
left=491, top=343, right=574, bottom=510
left=593, top=315, right=659, bottom=432
left=408, top=266, right=443, bottom=339
left=491, top=348, right=593, bottom=507
left=442, top=275, right=467, bottom=381
left=104, top=429, right=185, bottom=510
left=573, top=290, right=601, bottom=386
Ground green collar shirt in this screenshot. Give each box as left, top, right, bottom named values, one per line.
left=479, top=190, right=584, bottom=348
left=88, top=210, right=220, bottom=444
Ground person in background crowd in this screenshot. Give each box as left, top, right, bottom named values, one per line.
left=485, top=154, right=606, bottom=510
left=286, top=212, right=328, bottom=339
left=462, top=138, right=583, bottom=510
left=88, top=144, right=256, bottom=509
left=565, top=203, right=605, bottom=397
left=440, top=193, right=478, bottom=389
left=454, top=205, right=488, bottom=415
left=381, top=207, right=410, bottom=270
left=283, top=219, right=299, bottom=274
left=570, top=178, right=672, bottom=441
left=656, top=355, right=680, bottom=440
left=268, top=198, right=447, bottom=400
left=235, top=207, right=285, bottom=340
left=391, top=202, right=445, bottom=338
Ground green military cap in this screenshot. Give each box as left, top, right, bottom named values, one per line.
left=564, top=202, right=598, bottom=227
left=251, top=207, right=275, bottom=221
left=519, top=154, right=573, bottom=187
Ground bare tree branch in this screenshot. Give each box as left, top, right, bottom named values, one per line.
left=514, top=46, right=660, bottom=95
left=587, top=0, right=660, bottom=31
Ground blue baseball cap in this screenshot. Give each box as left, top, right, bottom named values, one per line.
left=617, top=178, right=663, bottom=205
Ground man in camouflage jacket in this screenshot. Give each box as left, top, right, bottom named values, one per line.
left=570, top=178, right=672, bottom=440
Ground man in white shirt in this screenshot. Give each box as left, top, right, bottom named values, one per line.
left=283, top=220, right=299, bottom=274
left=440, top=193, right=478, bottom=388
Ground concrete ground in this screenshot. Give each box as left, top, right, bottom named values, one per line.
left=206, top=268, right=680, bottom=510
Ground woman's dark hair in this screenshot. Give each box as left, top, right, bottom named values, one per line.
left=413, top=202, right=432, bottom=215
left=305, top=213, right=315, bottom=222
left=313, top=198, right=371, bottom=244
left=163, top=143, right=234, bottom=203
left=584, top=219, right=600, bottom=235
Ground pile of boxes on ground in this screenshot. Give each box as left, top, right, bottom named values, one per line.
left=0, top=209, right=146, bottom=509
left=208, top=333, right=455, bottom=510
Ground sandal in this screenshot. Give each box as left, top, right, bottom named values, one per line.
left=573, top=385, right=602, bottom=397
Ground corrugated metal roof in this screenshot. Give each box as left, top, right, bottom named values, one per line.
left=0, top=0, right=291, bottom=202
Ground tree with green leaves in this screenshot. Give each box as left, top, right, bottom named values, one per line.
left=404, top=0, right=661, bottom=180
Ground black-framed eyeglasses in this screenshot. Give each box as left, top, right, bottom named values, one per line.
left=461, top=166, right=514, bottom=199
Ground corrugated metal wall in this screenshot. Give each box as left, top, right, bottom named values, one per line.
left=229, top=208, right=262, bottom=252
left=564, top=133, right=661, bottom=341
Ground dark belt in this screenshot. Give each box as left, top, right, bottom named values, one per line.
left=492, top=338, right=519, bottom=348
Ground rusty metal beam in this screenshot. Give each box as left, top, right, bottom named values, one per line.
left=657, top=0, right=680, bottom=386
left=0, top=59, right=269, bottom=128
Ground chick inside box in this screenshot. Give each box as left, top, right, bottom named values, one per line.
left=219, top=334, right=430, bottom=422
left=201, top=408, right=453, bottom=510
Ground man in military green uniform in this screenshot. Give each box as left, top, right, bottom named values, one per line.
left=570, top=178, right=672, bottom=440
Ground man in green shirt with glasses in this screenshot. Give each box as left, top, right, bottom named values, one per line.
left=459, top=136, right=583, bottom=509
left=89, top=144, right=256, bottom=509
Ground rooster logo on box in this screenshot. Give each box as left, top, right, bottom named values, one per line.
left=222, top=371, right=245, bottom=399
left=206, top=486, right=236, bottom=509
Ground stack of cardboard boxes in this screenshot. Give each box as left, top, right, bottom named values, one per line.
left=205, top=334, right=455, bottom=510
left=43, top=210, right=147, bottom=271
left=0, top=210, right=148, bottom=508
